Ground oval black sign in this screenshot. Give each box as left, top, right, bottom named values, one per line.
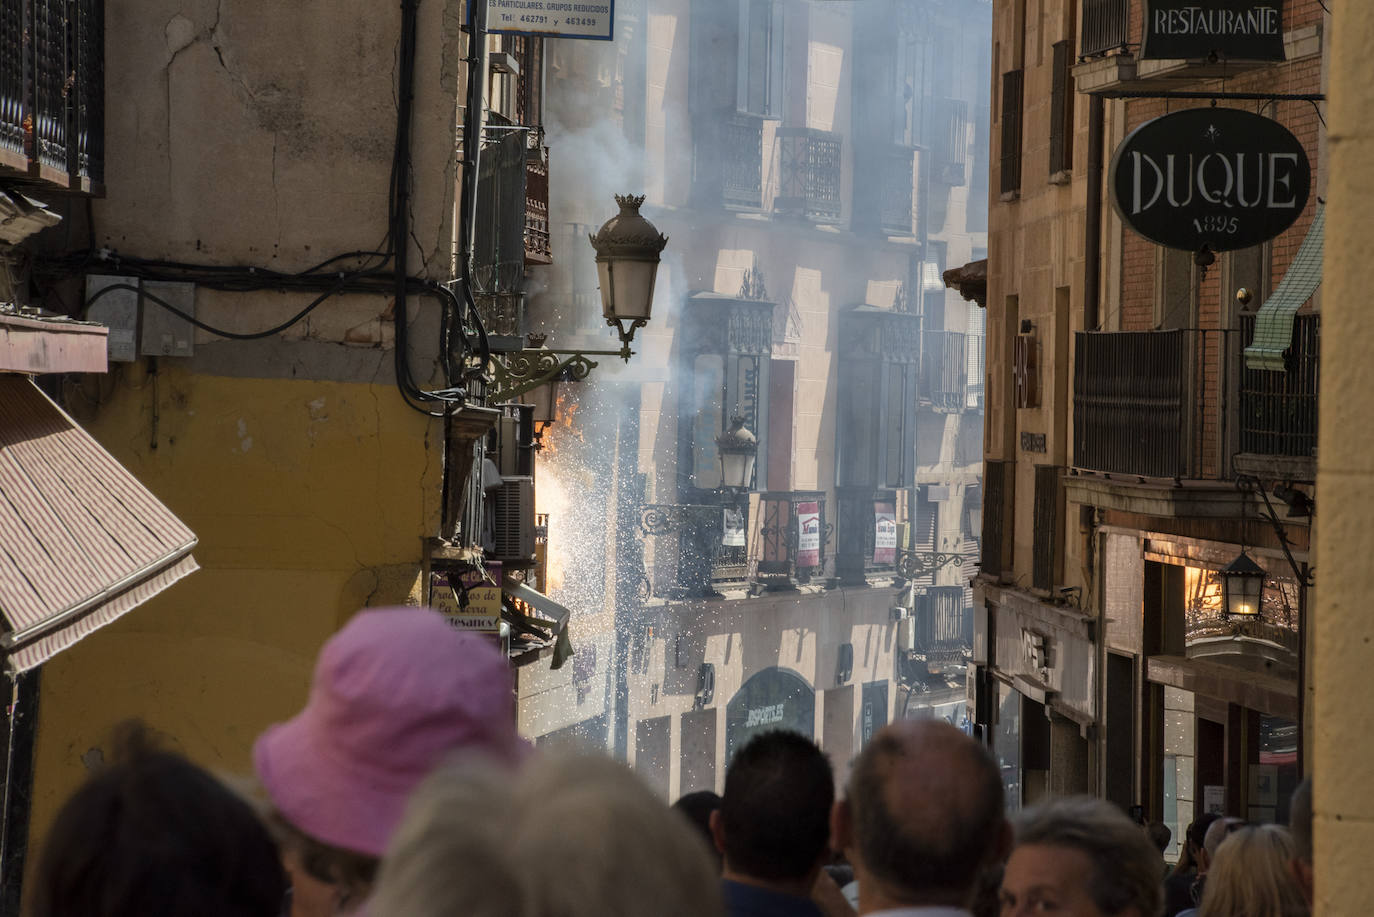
left=1109, top=107, right=1310, bottom=253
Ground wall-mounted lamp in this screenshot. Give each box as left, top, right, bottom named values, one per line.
left=715, top=416, right=758, bottom=500
left=590, top=194, right=668, bottom=362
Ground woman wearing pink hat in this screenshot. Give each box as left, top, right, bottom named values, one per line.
left=253, top=606, right=527, bottom=915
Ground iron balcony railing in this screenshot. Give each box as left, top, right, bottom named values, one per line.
left=921, top=331, right=968, bottom=414
left=913, top=585, right=972, bottom=662
left=639, top=503, right=736, bottom=599
left=776, top=128, right=842, bottom=224
left=1073, top=329, right=1237, bottom=480
left=1080, top=0, right=1130, bottom=59
left=691, top=113, right=765, bottom=211
left=755, top=490, right=830, bottom=589
left=834, top=489, right=901, bottom=586
left=0, top=0, right=104, bottom=190
left=1239, top=313, right=1320, bottom=458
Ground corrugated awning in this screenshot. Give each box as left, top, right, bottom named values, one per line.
left=1244, top=204, right=1324, bottom=372
left=0, top=376, right=197, bottom=672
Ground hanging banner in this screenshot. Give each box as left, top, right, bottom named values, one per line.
left=431, top=565, right=503, bottom=633
left=723, top=506, right=746, bottom=548
left=485, top=0, right=614, bottom=40
left=874, top=503, right=898, bottom=565
left=1141, top=1, right=1284, bottom=62
left=1109, top=107, right=1310, bottom=253
left=796, top=502, right=821, bottom=568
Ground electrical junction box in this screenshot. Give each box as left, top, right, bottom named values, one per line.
left=139, top=281, right=195, bottom=358
left=84, top=275, right=196, bottom=361
left=85, top=274, right=139, bottom=362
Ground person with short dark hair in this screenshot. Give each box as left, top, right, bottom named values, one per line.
left=1165, top=813, right=1222, bottom=917
left=675, top=789, right=724, bottom=871
left=832, top=720, right=1008, bottom=914
left=28, top=721, right=287, bottom=917
left=711, top=730, right=835, bottom=917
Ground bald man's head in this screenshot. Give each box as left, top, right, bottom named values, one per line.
left=841, top=721, right=1005, bottom=907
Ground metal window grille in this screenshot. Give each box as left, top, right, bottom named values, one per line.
left=999, top=70, right=1024, bottom=195
left=1049, top=40, right=1074, bottom=175
left=921, top=330, right=969, bottom=414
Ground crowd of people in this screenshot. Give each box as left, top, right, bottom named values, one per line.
left=27, top=606, right=1315, bottom=917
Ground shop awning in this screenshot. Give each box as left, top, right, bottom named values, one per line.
left=0, top=376, right=198, bottom=672
left=504, top=581, right=573, bottom=669
left=1244, top=204, right=1325, bottom=372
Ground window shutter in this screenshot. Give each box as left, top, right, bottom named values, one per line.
left=767, top=0, right=785, bottom=118
left=999, top=69, right=1023, bottom=194
left=1049, top=40, right=1073, bottom=175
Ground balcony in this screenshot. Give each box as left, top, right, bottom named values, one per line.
left=913, top=585, right=972, bottom=664
left=640, top=503, right=735, bottom=599
left=775, top=128, right=842, bottom=224
left=692, top=113, right=764, bottom=211
left=525, top=143, right=551, bottom=264
left=925, top=98, right=968, bottom=187
left=1239, top=314, right=1319, bottom=465
left=1079, top=0, right=1129, bottom=59
left=921, top=331, right=968, bottom=415
left=834, top=489, right=901, bottom=587
left=0, top=0, right=104, bottom=192
left=755, top=491, right=830, bottom=589
left=1073, top=329, right=1235, bottom=480
left=853, top=144, right=915, bottom=237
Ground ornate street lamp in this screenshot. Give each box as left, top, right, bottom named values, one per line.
left=590, top=194, right=669, bottom=361
left=1219, top=550, right=1266, bottom=617
left=715, top=416, right=758, bottom=498
left=487, top=195, right=669, bottom=403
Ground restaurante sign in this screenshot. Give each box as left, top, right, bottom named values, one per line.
left=1142, top=1, right=1285, bottom=61
left=1109, top=107, right=1310, bottom=253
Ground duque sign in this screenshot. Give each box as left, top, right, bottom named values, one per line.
left=1142, top=1, right=1285, bottom=62
left=1109, top=107, right=1310, bottom=253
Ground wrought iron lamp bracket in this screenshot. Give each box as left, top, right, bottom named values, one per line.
left=1235, top=474, right=1316, bottom=588
left=607, top=317, right=647, bottom=363
left=897, top=550, right=964, bottom=581
left=488, top=348, right=624, bottom=404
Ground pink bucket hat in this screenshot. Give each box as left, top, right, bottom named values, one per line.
left=253, top=606, right=527, bottom=857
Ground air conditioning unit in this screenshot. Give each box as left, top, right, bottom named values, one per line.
left=491, top=476, right=536, bottom=563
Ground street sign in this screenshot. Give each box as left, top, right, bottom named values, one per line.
left=1109, top=107, right=1310, bottom=253
left=486, top=0, right=614, bottom=40
left=1142, top=1, right=1284, bottom=62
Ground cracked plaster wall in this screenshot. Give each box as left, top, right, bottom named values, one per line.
left=94, top=0, right=463, bottom=367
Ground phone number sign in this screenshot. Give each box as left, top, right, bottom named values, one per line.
left=487, top=0, right=614, bottom=40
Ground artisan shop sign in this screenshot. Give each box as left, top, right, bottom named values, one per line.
left=485, top=0, right=614, bottom=40
left=1109, top=108, right=1310, bottom=253
left=1142, top=1, right=1284, bottom=62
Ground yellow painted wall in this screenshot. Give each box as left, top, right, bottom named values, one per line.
left=29, top=367, right=439, bottom=848
left=1316, top=2, right=1374, bottom=910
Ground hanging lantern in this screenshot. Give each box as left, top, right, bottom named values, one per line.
left=1219, top=551, right=1266, bottom=617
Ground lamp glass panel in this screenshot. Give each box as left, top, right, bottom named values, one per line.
left=1224, top=572, right=1263, bottom=616
left=720, top=450, right=756, bottom=490
left=602, top=259, right=657, bottom=322
left=529, top=381, right=556, bottom=426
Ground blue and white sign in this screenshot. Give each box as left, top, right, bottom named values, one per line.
left=487, top=0, right=614, bottom=40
